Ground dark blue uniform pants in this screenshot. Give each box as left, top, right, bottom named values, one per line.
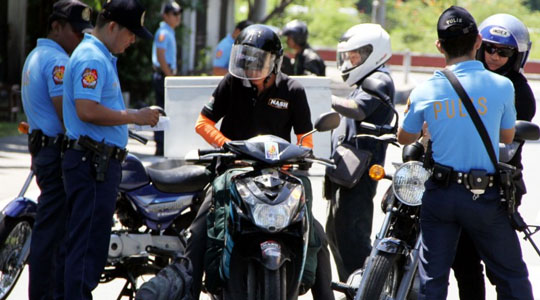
left=62, top=149, right=121, bottom=300
left=28, top=145, right=67, bottom=300
left=419, top=180, right=533, bottom=300
left=326, top=173, right=376, bottom=282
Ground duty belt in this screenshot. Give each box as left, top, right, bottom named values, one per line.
left=66, top=137, right=128, bottom=162
left=430, top=163, right=495, bottom=196
left=29, top=131, right=64, bottom=148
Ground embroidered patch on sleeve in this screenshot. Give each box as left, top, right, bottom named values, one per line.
left=52, top=66, right=65, bottom=85
left=81, top=68, right=98, bottom=89
left=215, top=49, right=223, bottom=58
left=159, top=33, right=166, bottom=42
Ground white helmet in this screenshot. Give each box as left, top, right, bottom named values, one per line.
left=337, top=24, right=392, bottom=86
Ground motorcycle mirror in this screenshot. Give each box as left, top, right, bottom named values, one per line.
left=314, top=111, right=340, bottom=132
left=149, top=105, right=167, bottom=116
left=515, top=121, right=540, bottom=141
left=361, top=77, right=392, bottom=104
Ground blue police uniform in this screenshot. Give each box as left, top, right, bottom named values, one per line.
left=402, top=60, right=533, bottom=299
left=22, top=38, right=68, bottom=300
left=62, top=33, right=126, bottom=299
left=151, top=21, right=177, bottom=155
left=212, top=34, right=234, bottom=70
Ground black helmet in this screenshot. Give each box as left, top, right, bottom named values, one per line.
left=229, top=24, right=283, bottom=80
left=282, top=20, right=308, bottom=47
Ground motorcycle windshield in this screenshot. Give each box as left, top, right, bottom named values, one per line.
left=225, top=135, right=312, bottom=165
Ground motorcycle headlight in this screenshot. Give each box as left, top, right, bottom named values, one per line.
left=235, top=181, right=303, bottom=232
left=392, top=161, right=430, bottom=206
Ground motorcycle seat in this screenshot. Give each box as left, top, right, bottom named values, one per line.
left=147, top=164, right=211, bottom=193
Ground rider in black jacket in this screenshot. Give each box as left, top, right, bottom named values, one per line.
left=281, top=20, right=326, bottom=76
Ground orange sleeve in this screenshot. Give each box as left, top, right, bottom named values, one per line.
left=195, top=113, right=231, bottom=148
left=296, top=134, right=313, bottom=149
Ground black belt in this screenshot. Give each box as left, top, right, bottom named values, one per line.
left=30, top=131, right=64, bottom=148
left=430, top=163, right=495, bottom=194
left=66, top=138, right=128, bottom=162
left=449, top=171, right=495, bottom=187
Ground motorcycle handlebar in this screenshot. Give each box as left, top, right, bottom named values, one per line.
left=128, top=131, right=148, bottom=145
left=198, top=148, right=228, bottom=156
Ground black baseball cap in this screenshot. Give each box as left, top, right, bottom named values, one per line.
left=50, top=0, right=93, bottom=33
left=161, top=1, right=182, bottom=15
left=437, top=6, right=478, bottom=40
left=102, top=0, right=153, bottom=40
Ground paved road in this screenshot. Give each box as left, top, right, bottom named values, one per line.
left=1, top=68, right=539, bottom=299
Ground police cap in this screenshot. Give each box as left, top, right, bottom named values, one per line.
left=437, top=6, right=478, bottom=40
left=161, top=1, right=182, bottom=15
left=50, top=0, right=93, bottom=33
left=102, top=0, right=153, bottom=40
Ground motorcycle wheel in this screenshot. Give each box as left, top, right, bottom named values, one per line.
left=0, top=218, right=32, bottom=300
left=225, top=260, right=287, bottom=300
left=355, top=252, right=400, bottom=300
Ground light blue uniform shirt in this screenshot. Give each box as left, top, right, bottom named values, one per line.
left=63, top=34, right=127, bottom=148
left=402, top=60, right=516, bottom=173
left=21, top=39, right=67, bottom=137
left=212, top=34, right=234, bottom=69
left=152, top=22, right=177, bottom=72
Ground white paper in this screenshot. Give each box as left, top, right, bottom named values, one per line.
left=131, top=116, right=170, bottom=132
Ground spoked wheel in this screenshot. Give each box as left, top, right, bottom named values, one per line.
left=354, top=252, right=400, bottom=300
left=0, top=218, right=32, bottom=300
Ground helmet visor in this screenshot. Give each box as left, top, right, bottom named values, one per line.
left=229, top=45, right=276, bottom=80
left=337, top=44, right=373, bottom=73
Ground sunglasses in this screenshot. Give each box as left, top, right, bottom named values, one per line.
left=484, top=43, right=515, bottom=58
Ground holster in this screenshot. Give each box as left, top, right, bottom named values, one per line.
left=28, top=130, right=44, bottom=156
left=72, top=136, right=127, bottom=182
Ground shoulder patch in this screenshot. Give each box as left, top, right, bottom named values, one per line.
left=268, top=98, right=289, bottom=110
left=215, top=49, right=223, bottom=59
left=81, top=68, right=98, bottom=89
left=159, top=33, right=166, bottom=42
left=404, top=98, right=411, bottom=114
left=52, top=66, right=65, bottom=85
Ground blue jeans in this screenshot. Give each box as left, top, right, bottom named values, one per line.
left=28, top=144, right=67, bottom=300
left=418, top=179, right=533, bottom=300
left=62, top=149, right=122, bottom=300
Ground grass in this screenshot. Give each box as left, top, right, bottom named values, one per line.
left=0, top=113, right=26, bottom=138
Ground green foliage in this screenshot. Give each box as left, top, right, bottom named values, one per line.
left=386, top=0, right=540, bottom=59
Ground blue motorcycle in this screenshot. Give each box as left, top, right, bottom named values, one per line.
left=0, top=131, right=212, bottom=299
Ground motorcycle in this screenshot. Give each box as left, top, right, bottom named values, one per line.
left=198, top=111, right=339, bottom=300
left=0, top=125, right=212, bottom=299
left=332, top=79, right=540, bottom=300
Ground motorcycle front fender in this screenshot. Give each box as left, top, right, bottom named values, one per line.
left=375, top=237, right=407, bottom=255
left=259, top=240, right=291, bottom=271
left=2, top=197, right=37, bottom=219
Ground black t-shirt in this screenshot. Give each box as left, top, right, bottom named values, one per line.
left=201, top=73, right=313, bottom=142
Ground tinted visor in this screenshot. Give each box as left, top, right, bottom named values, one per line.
left=229, top=45, right=276, bottom=80
left=337, top=44, right=373, bottom=73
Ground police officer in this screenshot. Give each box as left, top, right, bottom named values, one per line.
left=62, top=0, right=159, bottom=298
left=281, top=19, right=326, bottom=76
left=398, top=6, right=533, bottom=299
left=187, top=24, right=335, bottom=300
left=21, top=1, right=92, bottom=299
left=151, top=1, right=182, bottom=156
left=212, top=19, right=253, bottom=75
left=324, top=23, right=395, bottom=281
left=452, top=13, right=537, bottom=299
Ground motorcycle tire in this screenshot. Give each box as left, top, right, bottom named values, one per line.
left=225, top=259, right=287, bottom=300
left=0, top=217, right=32, bottom=300
left=354, top=252, right=400, bottom=300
